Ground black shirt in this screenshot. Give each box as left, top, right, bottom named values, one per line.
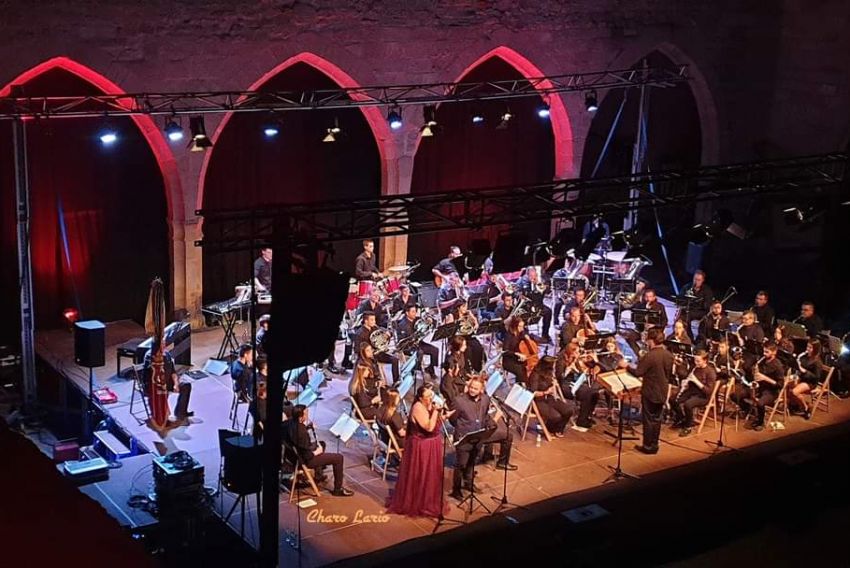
left=757, top=357, right=786, bottom=393
left=635, top=300, right=668, bottom=332
left=698, top=314, right=730, bottom=340
left=751, top=304, right=775, bottom=335
left=739, top=324, right=765, bottom=346
left=440, top=372, right=467, bottom=408
left=798, top=354, right=823, bottom=386
left=391, top=294, right=417, bottom=314
left=560, top=321, right=586, bottom=348
left=526, top=368, right=554, bottom=395
left=379, top=411, right=405, bottom=443
left=493, top=302, right=512, bottom=321
left=799, top=315, right=824, bottom=337
left=691, top=365, right=717, bottom=398
left=433, top=257, right=458, bottom=277
left=254, top=257, right=272, bottom=291
left=354, top=252, right=378, bottom=280
left=358, top=299, right=388, bottom=328
left=683, top=284, right=713, bottom=316
left=629, top=345, right=674, bottom=404
left=282, top=419, right=316, bottom=464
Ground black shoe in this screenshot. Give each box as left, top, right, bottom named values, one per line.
left=678, top=427, right=692, bottom=437
left=449, top=490, right=465, bottom=501
left=496, top=462, right=518, bottom=471
left=331, top=487, right=354, bottom=497
left=635, top=445, right=658, bottom=455
left=480, top=453, right=495, bottom=463
left=462, top=481, right=482, bottom=493
left=752, top=423, right=764, bottom=432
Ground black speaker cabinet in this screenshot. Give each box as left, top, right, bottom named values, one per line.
left=74, top=320, right=106, bottom=368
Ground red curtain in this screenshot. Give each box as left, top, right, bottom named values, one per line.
left=202, top=62, right=381, bottom=303
left=0, top=69, right=169, bottom=335
left=408, top=57, right=555, bottom=273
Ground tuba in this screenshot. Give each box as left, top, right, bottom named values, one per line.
left=369, top=328, right=393, bottom=353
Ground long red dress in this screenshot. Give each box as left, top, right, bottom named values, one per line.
left=386, top=404, right=446, bottom=518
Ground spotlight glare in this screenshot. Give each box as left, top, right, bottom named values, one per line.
left=537, top=103, right=551, bottom=118
left=387, top=107, right=403, bottom=130
left=99, top=131, right=118, bottom=145
left=471, top=113, right=485, bottom=125
left=585, top=90, right=599, bottom=112
left=496, top=108, right=513, bottom=130
left=263, top=125, right=280, bottom=138
left=323, top=119, right=341, bottom=143
left=164, top=119, right=183, bottom=142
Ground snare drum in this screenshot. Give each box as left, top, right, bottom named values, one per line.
left=358, top=280, right=375, bottom=298
left=383, top=276, right=401, bottom=294
left=346, top=279, right=360, bottom=310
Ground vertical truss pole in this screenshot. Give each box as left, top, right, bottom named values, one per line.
left=13, top=118, right=37, bottom=407
left=626, top=62, right=649, bottom=232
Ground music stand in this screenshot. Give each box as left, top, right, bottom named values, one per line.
left=551, top=277, right=569, bottom=293
left=664, top=340, right=693, bottom=357
left=433, top=321, right=459, bottom=342
left=586, top=308, right=607, bottom=323
left=583, top=332, right=614, bottom=351
left=778, top=320, right=808, bottom=339
left=602, top=368, right=640, bottom=482
left=477, top=319, right=504, bottom=336
left=567, top=278, right=587, bottom=291
left=744, top=339, right=764, bottom=358
left=454, top=426, right=497, bottom=519
left=776, top=349, right=800, bottom=373
left=467, top=294, right=489, bottom=313
left=632, top=309, right=661, bottom=328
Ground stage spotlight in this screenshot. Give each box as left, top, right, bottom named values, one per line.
left=496, top=108, right=513, bottom=130
left=63, top=307, right=79, bottom=324
left=387, top=107, right=403, bottom=130
left=537, top=102, right=551, bottom=118
left=421, top=105, right=438, bottom=137
left=472, top=113, right=485, bottom=125
left=585, top=90, right=599, bottom=112
left=164, top=118, right=183, bottom=142
left=98, top=123, right=118, bottom=145
left=189, top=116, right=212, bottom=152
left=323, top=118, right=341, bottom=143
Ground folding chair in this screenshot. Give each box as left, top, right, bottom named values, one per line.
left=349, top=398, right=379, bottom=444
left=281, top=440, right=322, bottom=503
left=371, top=424, right=404, bottom=481
left=695, top=379, right=724, bottom=434
left=764, top=376, right=792, bottom=427
left=810, top=366, right=835, bottom=419
left=521, top=399, right=553, bottom=442
left=128, top=364, right=150, bottom=425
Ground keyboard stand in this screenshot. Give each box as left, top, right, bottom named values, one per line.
left=215, top=311, right=241, bottom=359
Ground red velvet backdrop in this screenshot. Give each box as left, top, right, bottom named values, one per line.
left=202, top=62, right=381, bottom=304
left=0, top=69, right=169, bottom=340
left=408, top=57, right=556, bottom=274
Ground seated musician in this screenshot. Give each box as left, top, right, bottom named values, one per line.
left=518, top=266, right=552, bottom=344
left=377, top=390, right=406, bottom=446
left=349, top=343, right=386, bottom=420
left=555, top=343, right=599, bottom=431
left=391, top=284, right=417, bottom=315
left=451, top=302, right=484, bottom=371
left=440, top=356, right=468, bottom=409
left=798, top=301, right=824, bottom=337
left=679, top=270, right=713, bottom=340
left=142, top=334, right=194, bottom=422
left=752, top=290, right=776, bottom=336
left=667, top=319, right=693, bottom=384
left=438, top=272, right=466, bottom=319
left=230, top=343, right=254, bottom=402
left=493, top=292, right=515, bottom=327
left=788, top=339, right=825, bottom=419
left=502, top=317, right=533, bottom=384
left=395, top=304, right=438, bottom=378
left=432, top=245, right=462, bottom=285
left=712, top=339, right=742, bottom=379
left=479, top=273, right=501, bottom=320
left=670, top=350, right=716, bottom=436
left=667, top=319, right=693, bottom=345
left=526, top=356, right=575, bottom=437
left=697, top=300, right=729, bottom=347
left=450, top=374, right=516, bottom=500
left=445, top=336, right=474, bottom=378
left=256, top=314, right=270, bottom=353
left=773, top=325, right=795, bottom=354
left=359, top=289, right=389, bottom=328
left=737, top=310, right=766, bottom=372
left=551, top=258, right=571, bottom=328
left=622, top=288, right=667, bottom=356
left=354, top=239, right=381, bottom=281
left=559, top=307, right=595, bottom=348
left=282, top=404, right=354, bottom=497
left=353, top=312, right=400, bottom=383
left=730, top=341, right=786, bottom=431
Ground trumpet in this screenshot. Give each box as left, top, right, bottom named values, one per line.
left=581, top=288, right=598, bottom=310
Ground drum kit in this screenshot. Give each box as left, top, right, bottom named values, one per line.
left=346, top=263, right=420, bottom=310
left=565, top=238, right=651, bottom=303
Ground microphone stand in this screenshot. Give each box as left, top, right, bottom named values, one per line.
left=706, top=329, right=739, bottom=454
left=432, top=411, right=463, bottom=533
left=604, top=367, right=640, bottom=482
left=489, top=396, right=527, bottom=518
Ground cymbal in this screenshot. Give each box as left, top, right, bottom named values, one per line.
left=408, top=281, right=422, bottom=288
left=388, top=265, right=411, bottom=273
left=587, top=253, right=602, bottom=263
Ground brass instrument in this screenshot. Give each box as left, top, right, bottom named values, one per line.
left=414, top=313, right=437, bottom=337
left=369, top=328, right=393, bottom=353
left=457, top=313, right=478, bottom=336
left=581, top=287, right=598, bottom=311
left=495, top=274, right=515, bottom=295
left=616, top=289, right=641, bottom=310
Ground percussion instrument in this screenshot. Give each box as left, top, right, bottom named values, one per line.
left=346, top=278, right=359, bottom=310
left=378, top=276, right=401, bottom=295
left=358, top=280, right=375, bottom=298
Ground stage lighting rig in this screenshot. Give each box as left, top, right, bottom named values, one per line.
left=387, top=106, right=403, bottom=130
left=420, top=105, right=438, bottom=137
left=164, top=116, right=183, bottom=142
left=322, top=117, right=341, bottom=143
left=585, top=90, right=599, bottom=112
left=188, top=116, right=212, bottom=151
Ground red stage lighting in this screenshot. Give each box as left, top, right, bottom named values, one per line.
left=63, top=308, right=80, bottom=324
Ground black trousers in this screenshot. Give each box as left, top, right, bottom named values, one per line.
left=641, top=397, right=664, bottom=450
left=376, top=352, right=400, bottom=383
left=453, top=442, right=481, bottom=491
left=416, top=341, right=440, bottom=375
left=501, top=357, right=528, bottom=385
left=553, top=298, right=565, bottom=326
left=573, top=383, right=599, bottom=428
left=465, top=336, right=485, bottom=371
left=672, top=387, right=708, bottom=427
left=174, top=380, right=192, bottom=419
left=534, top=305, right=553, bottom=339
left=306, top=452, right=345, bottom=491
left=731, top=385, right=778, bottom=424
left=536, top=396, right=574, bottom=434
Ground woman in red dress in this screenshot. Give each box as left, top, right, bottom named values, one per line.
left=386, top=384, right=454, bottom=518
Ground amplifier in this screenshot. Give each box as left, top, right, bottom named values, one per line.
left=153, top=452, right=204, bottom=492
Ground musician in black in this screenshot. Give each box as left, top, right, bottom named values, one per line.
left=142, top=337, right=193, bottom=422
left=395, top=304, right=439, bottom=377
left=349, top=344, right=385, bottom=420
left=618, top=328, right=674, bottom=454
left=438, top=272, right=466, bottom=318
left=560, top=307, right=595, bottom=348
left=253, top=247, right=272, bottom=293
left=555, top=342, right=600, bottom=431
left=670, top=350, right=716, bottom=436
left=440, top=356, right=469, bottom=408
left=358, top=289, right=389, bottom=328
left=751, top=290, right=775, bottom=335
left=353, top=312, right=400, bottom=383
left=354, top=239, right=381, bottom=281
left=391, top=284, right=417, bottom=315
left=256, top=314, right=270, bottom=354
left=518, top=266, right=552, bottom=343
left=788, top=339, right=825, bottom=419
left=432, top=245, right=461, bottom=284
left=527, top=356, right=575, bottom=436
left=449, top=374, right=516, bottom=500
left=551, top=259, right=572, bottom=327
left=679, top=270, right=713, bottom=340
left=451, top=302, right=484, bottom=371
left=502, top=317, right=532, bottom=384
left=582, top=214, right=610, bottom=243
left=622, top=288, right=668, bottom=357
left=730, top=342, right=786, bottom=431
left=480, top=274, right=502, bottom=320
left=377, top=390, right=406, bottom=448
left=282, top=404, right=353, bottom=497
left=798, top=301, right=824, bottom=337
left=230, top=343, right=254, bottom=402
left=493, top=292, right=515, bottom=321
left=737, top=310, right=766, bottom=372
left=697, top=300, right=730, bottom=348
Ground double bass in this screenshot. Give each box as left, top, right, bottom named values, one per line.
left=145, top=278, right=170, bottom=431
left=518, top=333, right=540, bottom=376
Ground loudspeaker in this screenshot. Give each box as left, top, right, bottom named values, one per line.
left=74, top=320, right=105, bottom=368
left=222, top=437, right=262, bottom=495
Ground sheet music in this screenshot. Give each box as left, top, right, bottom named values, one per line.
left=397, top=373, right=414, bottom=399
left=486, top=370, right=504, bottom=397
left=329, top=413, right=361, bottom=443
left=307, top=370, right=325, bottom=392
left=596, top=371, right=642, bottom=396
left=504, top=383, right=533, bottom=415
left=483, top=351, right=503, bottom=373
left=400, top=354, right=417, bottom=377
left=294, top=387, right=319, bottom=407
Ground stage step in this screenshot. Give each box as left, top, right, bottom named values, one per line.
left=94, top=430, right=132, bottom=460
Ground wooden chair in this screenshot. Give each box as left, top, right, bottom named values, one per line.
left=694, top=379, right=724, bottom=434
left=349, top=398, right=379, bottom=444
left=521, top=398, right=553, bottom=442
left=281, top=441, right=322, bottom=503
left=764, top=376, right=792, bottom=427
left=810, top=366, right=835, bottom=419
left=371, top=423, right=404, bottom=481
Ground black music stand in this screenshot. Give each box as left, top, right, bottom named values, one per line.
left=603, top=369, right=640, bottom=482
left=632, top=309, right=661, bottom=328
left=744, top=339, right=764, bottom=358
left=586, top=308, right=607, bottom=323
left=454, top=427, right=496, bottom=519
left=489, top=396, right=527, bottom=519
left=665, top=340, right=693, bottom=357
left=551, top=277, right=569, bottom=293
left=583, top=332, right=614, bottom=352
left=433, top=321, right=459, bottom=342
left=467, top=294, right=489, bottom=313
left=477, top=319, right=505, bottom=336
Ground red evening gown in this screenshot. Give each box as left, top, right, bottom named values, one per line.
left=386, top=411, right=446, bottom=518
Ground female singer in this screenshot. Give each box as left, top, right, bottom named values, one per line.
left=349, top=343, right=385, bottom=420
left=378, top=390, right=406, bottom=448
left=387, top=384, right=454, bottom=518
left=787, top=339, right=824, bottom=419
left=502, top=317, right=533, bottom=384
left=527, top=356, right=575, bottom=437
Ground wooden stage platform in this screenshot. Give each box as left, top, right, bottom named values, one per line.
left=34, top=311, right=850, bottom=567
